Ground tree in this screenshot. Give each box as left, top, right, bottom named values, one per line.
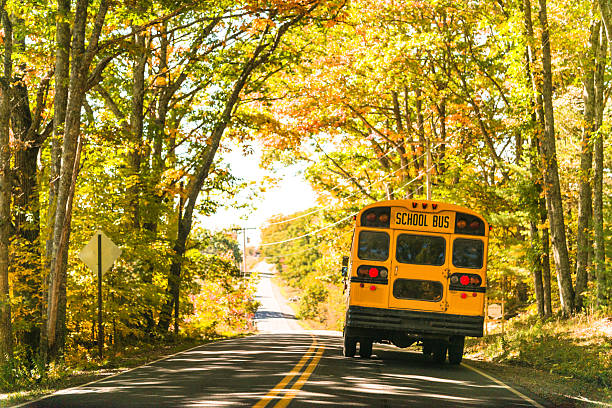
left=157, top=2, right=326, bottom=331
left=44, top=0, right=112, bottom=361
left=536, top=0, right=575, bottom=316
left=0, top=0, right=13, bottom=364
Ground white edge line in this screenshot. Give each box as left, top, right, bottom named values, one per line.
left=9, top=336, right=244, bottom=408
left=462, top=362, right=546, bottom=408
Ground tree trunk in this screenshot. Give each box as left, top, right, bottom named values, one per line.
left=529, top=222, right=545, bottom=316
left=575, top=21, right=599, bottom=311
left=523, top=0, right=552, bottom=318
left=41, top=0, right=71, bottom=362
left=46, top=0, right=109, bottom=360
left=0, top=3, right=14, bottom=364
left=537, top=0, right=575, bottom=316
left=128, top=33, right=147, bottom=230
left=593, top=21, right=607, bottom=308
left=10, top=17, right=46, bottom=357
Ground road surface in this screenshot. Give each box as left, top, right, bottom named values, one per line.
left=19, top=261, right=550, bottom=407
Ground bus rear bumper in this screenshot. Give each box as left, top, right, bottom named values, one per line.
left=346, top=305, right=484, bottom=338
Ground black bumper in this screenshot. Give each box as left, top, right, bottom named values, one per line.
left=346, top=305, right=484, bottom=337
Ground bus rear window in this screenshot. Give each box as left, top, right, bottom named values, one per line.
left=357, top=231, right=389, bottom=261
left=396, top=234, right=445, bottom=266
left=453, top=238, right=484, bottom=269
left=393, top=279, right=443, bottom=302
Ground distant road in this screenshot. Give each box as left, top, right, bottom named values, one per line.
left=19, top=260, right=550, bottom=407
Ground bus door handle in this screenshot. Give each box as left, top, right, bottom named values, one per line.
left=394, top=266, right=398, bottom=276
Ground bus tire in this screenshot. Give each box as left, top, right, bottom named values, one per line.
left=343, top=333, right=357, bottom=357
left=448, top=336, right=465, bottom=365
left=359, top=339, right=373, bottom=358
left=432, top=342, right=447, bottom=364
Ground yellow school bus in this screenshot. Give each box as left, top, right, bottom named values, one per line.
left=341, top=200, right=490, bottom=364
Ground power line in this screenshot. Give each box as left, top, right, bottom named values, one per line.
left=263, top=230, right=354, bottom=258
left=259, top=167, right=433, bottom=247
left=262, top=145, right=439, bottom=228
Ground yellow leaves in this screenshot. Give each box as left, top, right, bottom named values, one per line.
left=537, top=220, right=550, bottom=230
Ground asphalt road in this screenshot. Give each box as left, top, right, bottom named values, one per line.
left=20, top=261, right=550, bottom=408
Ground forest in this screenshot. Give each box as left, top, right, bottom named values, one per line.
left=0, top=0, right=610, bottom=400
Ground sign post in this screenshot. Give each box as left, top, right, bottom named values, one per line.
left=97, top=234, right=102, bottom=359
left=79, top=230, right=122, bottom=359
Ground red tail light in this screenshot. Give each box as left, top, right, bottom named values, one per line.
left=370, top=285, right=376, bottom=291
left=461, top=293, right=467, bottom=299
left=460, top=275, right=470, bottom=285
left=368, top=267, right=379, bottom=278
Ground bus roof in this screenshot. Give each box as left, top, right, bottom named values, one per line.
left=358, top=200, right=486, bottom=218
left=356, top=200, right=490, bottom=236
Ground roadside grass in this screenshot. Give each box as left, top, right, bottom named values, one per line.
left=0, top=334, right=249, bottom=408
left=465, top=312, right=612, bottom=407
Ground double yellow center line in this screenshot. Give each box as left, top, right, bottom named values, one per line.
left=253, top=335, right=325, bottom=408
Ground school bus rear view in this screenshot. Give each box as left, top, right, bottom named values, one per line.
left=342, top=200, right=489, bottom=364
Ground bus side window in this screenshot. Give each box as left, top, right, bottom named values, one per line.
left=452, top=238, right=484, bottom=269
left=357, top=231, right=390, bottom=261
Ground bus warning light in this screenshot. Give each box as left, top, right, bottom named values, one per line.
left=422, top=203, right=428, bottom=209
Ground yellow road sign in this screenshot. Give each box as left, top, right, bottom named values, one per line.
left=78, top=230, right=122, bottom=274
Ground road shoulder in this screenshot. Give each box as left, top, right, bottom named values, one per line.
left=463, top=359, right=611, bottom=407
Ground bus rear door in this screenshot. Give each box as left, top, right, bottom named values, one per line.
left=389, top=230, right=449, bottom=313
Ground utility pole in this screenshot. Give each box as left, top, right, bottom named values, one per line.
left=426, top=139, right=432, bottom=200
left=232, top=227, right=256, bottom=276
left=402, top=139, right=435, bottom=200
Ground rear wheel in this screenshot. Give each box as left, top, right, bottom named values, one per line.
left=343, top=330, right=357, bottom=357
left=359, top=339, right=373, bottom=358
left=432, top=342, right=447, bottom=364
left=448, top=336, right=465, bottom=365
